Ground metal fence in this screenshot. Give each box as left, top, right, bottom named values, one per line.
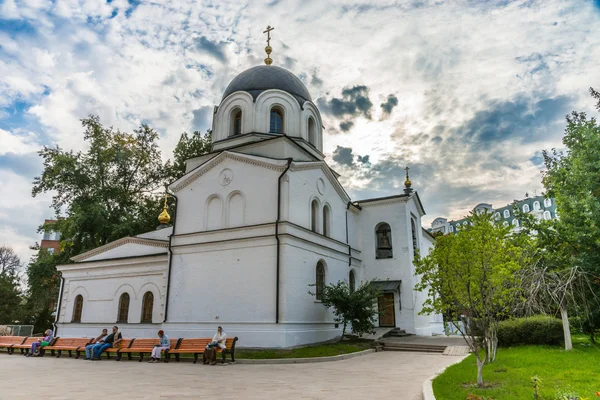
left=0, top=325, right=34, bottom=336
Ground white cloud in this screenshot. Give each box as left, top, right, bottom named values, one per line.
left=0, top=129, right=40, bottom=155
left=0, top=0, right=599, bottom=249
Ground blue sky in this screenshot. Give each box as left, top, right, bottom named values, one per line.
left=1, top=0, right=599, bottom=262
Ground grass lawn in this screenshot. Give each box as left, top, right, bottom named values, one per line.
left=235, top=341, right=374, bottom=359
left=433, top=335, right=600, bottom=400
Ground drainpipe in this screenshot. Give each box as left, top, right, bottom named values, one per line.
left=275, top=158, right=293, bottom=324
left=346, top=202, right=352, bottom=267
left=163, top=192, right=179, bottom=323
left=53, top=276, right=65, bottom=336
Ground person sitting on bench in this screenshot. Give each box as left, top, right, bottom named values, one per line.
left=203, top=326, right=226, bottom=365
left=27, top=329, right=53, bottom=357
left=91, top=326, right=122, bottom=360
left=85, top=328, right=108, bottom=360
left=149, top=330, right=170, bottom=363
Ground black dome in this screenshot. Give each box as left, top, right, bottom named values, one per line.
left=222, top=65, right=312, bottom=104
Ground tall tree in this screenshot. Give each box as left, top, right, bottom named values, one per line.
left=169, top=130, right=212, bottom=179
left=32, top=115, right=170, bottom=257
left=415, top=212, right=523, bottom=386
left=25, top=116, right=213, bottom=330
left=542, top=88, right=600, bottom=277
left=0, top=246, right=23, bottom=324
left=515, top=89, right=600, bottom=344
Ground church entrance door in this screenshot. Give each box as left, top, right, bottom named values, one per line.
left=378, top=293, right=395, bottom=327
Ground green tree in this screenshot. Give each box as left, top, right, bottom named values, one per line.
left=0, top=246, right=23, bottom=324
left=310, top=279, right=381, bottom=339
left=415, top=212, right=523, bottom=386
left=25, top=116, right=212, bottom=330
left=169, top=129, right=212, bottom=179
left=22, top=247, right=64, bottom=332
left=538, top=88, right=600, bottom=341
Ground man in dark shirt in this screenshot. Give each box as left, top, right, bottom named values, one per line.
left=91, top=326, right=123, bottom=360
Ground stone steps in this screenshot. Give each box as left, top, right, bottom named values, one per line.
left=381, top=343, right=447, bottom=353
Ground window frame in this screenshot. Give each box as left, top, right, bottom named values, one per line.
left=503, top=210, right=510, bottom=218
left=315, top=262, right=325, bottom=301
left=231, top=109, right=242, bottom=136
left=270, top=106, right=284, bottom=134
left=375, top=222, right=393, bottom=259
left=140, top=291, right=154, bottom=323
left=117, top=293, right=130, bottom=323
left=308, top=116, right=316, bottom=145
left=523, top=204, right=530, bottom=213
left=72, top=295, right=83, bottom=323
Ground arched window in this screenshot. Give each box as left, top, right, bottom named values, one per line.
left=349, top=270, right=356, bottom=293
left=308, top=117, right=316, bottom=145
left=544, top=198, right=552, bottom=207
left=513, top=219, right=519, bottom=227
left=494, top=212, right=501, bottom=221
left=449, top=225, right=454, bottom=233
left=72, top=295, right=83, bottom=323
left=533, top=201, right=540, bottom=210
left=315, top=262, right=325, bottom=301
left=117, top=293, right=130, bottom=323
left=543, top=211, right=551, bottom=220
left=411, top=218, right=418, bottom=255
left=232, top=109, right=242, bottom=136
left=523, top=204, right=530, bottom=213
left=311, top=199, right=319, bottom=233
left=141, top=291, right=154, bottom=323
left=375, top=223, right=393, bottom=259
left=322, top=205, right=331, bottom=237
left=270, top=107, right=284, bottom=133
left=503, top=210, right=510, bottom=218
left=503, top=221, right=509, bottom=228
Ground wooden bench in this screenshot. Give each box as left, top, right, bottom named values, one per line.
left=104, top=339, right=134, bottom=360
left=10, top=337, right=43, bottom=355
left=0, top=336, right=26, bottom=354
left=166, top=337, right=238, bottom=363
left=118, top=338, right=180, bottom=362
left=43, top=338, right=93, bottom=358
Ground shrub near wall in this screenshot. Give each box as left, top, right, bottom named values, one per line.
left=498, top=316, right=563, bottom=347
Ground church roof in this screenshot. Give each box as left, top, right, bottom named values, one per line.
left=222, top=65, right=312, bottom=105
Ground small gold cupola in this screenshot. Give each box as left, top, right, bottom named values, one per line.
left=158, top=194, right=171, bottom=225
left=404, top=166, right=414, bottom=195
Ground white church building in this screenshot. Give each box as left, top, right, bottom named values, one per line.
left=55, top=60, right=443, bottom=348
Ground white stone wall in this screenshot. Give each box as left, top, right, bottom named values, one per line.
left=56, top=255, right=168, bottom=338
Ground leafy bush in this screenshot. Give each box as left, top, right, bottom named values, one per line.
left=497, top=316, right=563, bottom=347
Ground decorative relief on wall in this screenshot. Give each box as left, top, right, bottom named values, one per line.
left=219, top=168, right=234, bottom=186
left=317, top=178, right=325, bottom=195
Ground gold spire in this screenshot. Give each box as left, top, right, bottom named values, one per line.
left=263, top=25, right=274, bottom=65
left=158, top=194, right=171, bottom=225
left=404, top=166, right=412, bottom=188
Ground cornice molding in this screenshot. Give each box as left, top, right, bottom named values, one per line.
left=71, top=237, right=168, bottom=262
left=358, top=197, right=409, bottom=208
left=170, top=151, right=287, bottom=192
left=290, top=162, right=350, bottom=202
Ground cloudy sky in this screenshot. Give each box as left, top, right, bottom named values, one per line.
left=1, top=0, right=599, bottom=262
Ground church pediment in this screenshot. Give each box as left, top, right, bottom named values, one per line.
left=71, top=236, right=169, bottom=263
left=169, top=151, right=290, bottom=193
left=290, top=161, right=351, bottom=203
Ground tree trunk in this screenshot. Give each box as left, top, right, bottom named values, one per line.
left=476, top=355, right=484, bottom=386
left=559, top=301, right=573, bottom=351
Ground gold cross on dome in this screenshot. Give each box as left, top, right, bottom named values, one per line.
left=263, top=25, right=274, bottom=46
left=404, top=166, right=410, bottom=177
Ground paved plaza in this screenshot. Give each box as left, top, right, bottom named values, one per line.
left=0, top=351, right=462, bottom=399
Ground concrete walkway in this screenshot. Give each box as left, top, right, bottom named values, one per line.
left=0, top=352, right=463, bottom=399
